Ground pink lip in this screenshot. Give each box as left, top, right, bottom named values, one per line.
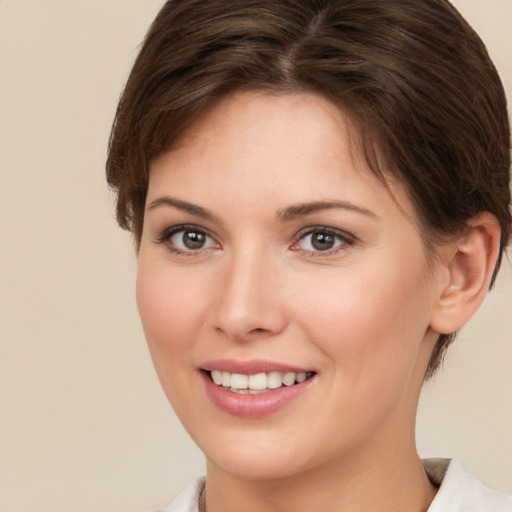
left=201, top=358, right=311, bottom=374
left=199, top=359, right=316, bottom=418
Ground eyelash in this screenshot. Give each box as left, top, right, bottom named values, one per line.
left=154, top=224, right=355, bottom=257
left=155, top=224, right=218, bottom=257
left=291, top=227, right=355, bottom=257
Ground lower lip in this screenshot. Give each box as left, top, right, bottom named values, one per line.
left=200, top=371, right=315, bottom=418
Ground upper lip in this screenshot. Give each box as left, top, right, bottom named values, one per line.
left=200, top=358, right=313, bottom=375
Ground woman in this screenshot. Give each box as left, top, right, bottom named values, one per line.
left=106, top=0, right=511, bottom=510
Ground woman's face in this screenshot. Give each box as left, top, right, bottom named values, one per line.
left=137, top=92, right=444, bottom=480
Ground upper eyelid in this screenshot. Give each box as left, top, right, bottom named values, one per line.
left=292, top=226, right=356, bottom=254
left=156, top=224, right=214, bottom=243
left=155, top=225, right=221, bottom=257
left=295, top=225, right=355, bottom=241
left=154, top=223, right=355, bottom=250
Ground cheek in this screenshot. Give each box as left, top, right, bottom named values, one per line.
left=135, top=257, right=205, bottom=362
left=135, top=256, right=214, bottom=422
left=295, top=253, right=432, bottom=377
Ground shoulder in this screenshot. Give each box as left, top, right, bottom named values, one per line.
left=424, top=458, right=512, bottom=512
left=156, top=477, right=205, bottom=512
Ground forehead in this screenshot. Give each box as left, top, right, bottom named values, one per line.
left=148, top=91, right=417, bottom=226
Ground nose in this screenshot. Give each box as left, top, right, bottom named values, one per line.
left=211, top=248, right=287, bottom=342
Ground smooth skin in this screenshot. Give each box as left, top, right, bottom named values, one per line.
left=136, top=92, right=500, bottom=512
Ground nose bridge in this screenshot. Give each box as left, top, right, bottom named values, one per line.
left=212, top=241, right=286, bottom=340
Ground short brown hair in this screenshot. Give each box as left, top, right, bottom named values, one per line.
left=106, top=0, right=511, bottom=378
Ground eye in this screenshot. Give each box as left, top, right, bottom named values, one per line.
left=293, top=227, right=353, bottom=254
left=157, top=225, right=219, bottom=254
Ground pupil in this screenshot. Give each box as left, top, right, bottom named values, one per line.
left=312, top=232, right=335, bottom=251
left=183, top=231, right=205, bottom=249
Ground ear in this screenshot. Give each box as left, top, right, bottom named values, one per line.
left=430, top=213, right=501, bottom=335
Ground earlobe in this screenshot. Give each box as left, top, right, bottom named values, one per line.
left=430, top=213, right=501, bottom=335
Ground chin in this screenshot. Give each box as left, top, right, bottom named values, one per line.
left=206, top=447, right=308, bottom=481
left=197, top=423, right=342, bottom=482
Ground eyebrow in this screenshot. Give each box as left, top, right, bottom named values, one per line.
left=147, top=196, right=222, bottom=224
left=276, top=200, right=377, bottom=222
left=147, top=196, right=376, bottom=224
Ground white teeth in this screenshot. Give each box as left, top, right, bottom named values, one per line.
left=248, top=373, right=267, bottom=390
left=221, top=371, right=231, bottom=387
left=230, top=373, right=248, bottom=389
left=267, top=371, right=283, bottom=389
left=282, top=372, right=296, bottom=386
left=208, top=370, right=313, bottom=392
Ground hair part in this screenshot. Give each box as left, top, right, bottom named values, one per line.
left=107, top=0, right=511, bottom=378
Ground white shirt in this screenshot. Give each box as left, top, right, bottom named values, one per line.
left=425, top=458, right=512, bottom=511
left=158, top=459, right=512, bottom=511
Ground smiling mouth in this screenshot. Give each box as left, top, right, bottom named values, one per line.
left=205, top=370, right=316, bottom=394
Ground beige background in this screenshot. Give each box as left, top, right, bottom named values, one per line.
left=0, top=1, right=510, bottom=511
